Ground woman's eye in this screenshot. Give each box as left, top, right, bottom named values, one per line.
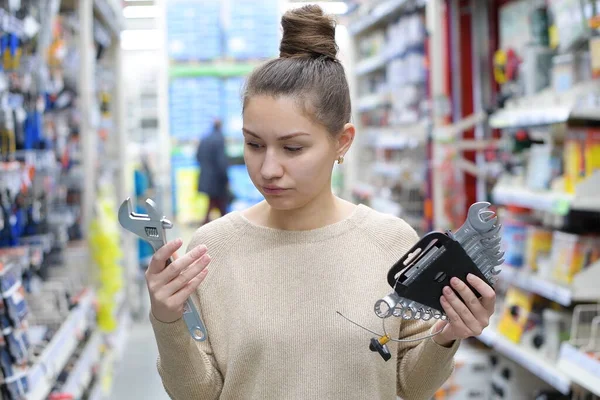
left=246, top=142, right=261, bottom=149
left=285, top=146, right=303, bottom=153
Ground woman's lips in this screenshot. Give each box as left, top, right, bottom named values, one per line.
left=262, top=186, right=287, bottom=195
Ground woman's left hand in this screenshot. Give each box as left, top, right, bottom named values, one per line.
left=432, top=273, right=496, bottom=347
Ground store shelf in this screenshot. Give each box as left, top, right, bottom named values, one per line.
left=365, top=124, right=428, bottom=148
left=501, top=260, right=600, bottom=306
left=355, top=47, right=405, bottom=76
left=492, top=185, right=573, bottom=215
left=26, top=289, right=96, bottom=400
left=501, top=267, right=572, bottom=306
left=477, top=328, right=571, bottom=395
left=349, top=0, right=413, bottom=35
left=558, top=343, right=600, bottom=396
left=493, top=170, right=600, bottom=215
left=489, top=80, right=600, bottom=129
left=169, top=62, right=260, bottom=78
left=357, top=92, right=390, bottom=111
left=61, top=330, right=104, bottom=398
left=356, top=55, right=386, bottom=76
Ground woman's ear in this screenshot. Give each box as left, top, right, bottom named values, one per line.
left=337, top=123, right=355, bottom=158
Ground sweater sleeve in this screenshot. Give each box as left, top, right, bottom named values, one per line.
left=395, top=319, right=459, bottom=400
left=149, top=233, right=224, bottom=400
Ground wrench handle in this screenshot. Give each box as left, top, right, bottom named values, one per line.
left=165, top=257, right=208, bottom=342
left=183, top=297, right=208, bottom=341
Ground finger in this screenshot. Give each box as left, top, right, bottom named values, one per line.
left=158, top=244, right=208, bottom=285
left=163, top=253, right=211, bottom=295
left=466, top=274, right=496, bottom=312
left=171, top=268, right=209, bottom=305
left=443, top=286, right=483, bottom=335
left=440, top=296, right=469, bottom=337
left=148, top=238, right=183, bottom=274
left=450, top=277, right=488, bottom=322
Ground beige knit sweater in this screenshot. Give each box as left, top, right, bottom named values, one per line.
left=150, top=204, right=459, bottom=400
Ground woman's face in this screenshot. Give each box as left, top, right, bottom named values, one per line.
left=242, top=95, right=351, bottom=211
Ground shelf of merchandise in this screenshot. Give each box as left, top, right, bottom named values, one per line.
left=363, top=123, right=428, bottom=149
left=492, top=170, right=600, bottom=216
left=168, top=62, right=260, bottom=78
left=349, top=0, right=419, bottom=36
left=356, top=92, right=390, bottom=112
left=488, top=80, right=600, bottom=129
left=60, top=330, right=104, bottom=398
left=477, top=328, right=571, bottom=395
left=26, top=290, right=96, bottom=400
left=557, top=343, right=600, bottom=396
left=355, top=47, right=406, bottom=76
left=500, top=262, right=600, bottom=306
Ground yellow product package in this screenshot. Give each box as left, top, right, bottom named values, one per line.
left=524, top=226, right=554, bottom=272
left=498, top=287, right=536, bottom=343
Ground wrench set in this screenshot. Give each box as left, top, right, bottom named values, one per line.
left=118, top=198, right=208, bottom=342
left=370, top=202, right=504, bottom=360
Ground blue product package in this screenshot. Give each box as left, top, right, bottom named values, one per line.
left=501, top=220, right=527, bottom=267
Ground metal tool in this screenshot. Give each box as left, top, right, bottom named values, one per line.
left=375, top=202, right=504, bottom=322
left=118, top=197, right=207, bottom=342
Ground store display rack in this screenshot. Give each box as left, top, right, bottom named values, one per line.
left=489, top=80, right=600, bottom=130
left=558, top=342, right=600, bottom=396
left=500, top=261, right=600, bottom=307
left=0, top=0, right=129, bottom=397
left=347, top=0, right=431, bottom=234
left=477, top=328, right=571, bottom=395
left=348, top=0, right=425, bottom=36
left=26, top=290, right=96, bottom=400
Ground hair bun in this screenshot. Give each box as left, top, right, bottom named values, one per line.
left=279, top=5, right=338, bottom=61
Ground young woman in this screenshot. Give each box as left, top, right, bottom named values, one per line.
left=146, top=5, right=496, bottom=400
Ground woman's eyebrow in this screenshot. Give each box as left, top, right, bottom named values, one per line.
left=242, top=128, right=310, bottom=141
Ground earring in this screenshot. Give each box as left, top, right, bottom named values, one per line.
left=337, top=156, right=344, bottom=164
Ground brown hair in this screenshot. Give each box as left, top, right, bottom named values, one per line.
left=243, top=5, right=351, bottom=137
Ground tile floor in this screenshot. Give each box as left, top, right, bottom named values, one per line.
left=110, top=318, right=170, bottom=400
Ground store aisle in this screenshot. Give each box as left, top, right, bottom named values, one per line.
left=111, top=319, right=170, bottom=400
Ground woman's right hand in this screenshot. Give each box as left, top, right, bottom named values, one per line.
left=146, top=238, right=211, bottom=323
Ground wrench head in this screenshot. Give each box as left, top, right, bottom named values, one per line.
left=118, top=197, right=173, bottom=250
left=466, top=202, right=498, bottom=232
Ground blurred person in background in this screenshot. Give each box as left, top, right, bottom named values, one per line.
left=195, top=118, right=230, bottom=224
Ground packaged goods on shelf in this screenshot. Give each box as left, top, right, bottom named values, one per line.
left=549, top=231, right=600, bottom=284
left=166, top=0, right=221, bottom=61
left=564, top=127, right=600, bottom=194
left=524, top=225, right=554, bottom=272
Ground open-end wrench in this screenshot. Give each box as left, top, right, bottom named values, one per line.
left=451, top=202, right=498, bottom=244
left=118, top=198, right=208, bottom=342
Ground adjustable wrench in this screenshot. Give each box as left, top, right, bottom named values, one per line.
left=118, top=198, right=208, bottom=342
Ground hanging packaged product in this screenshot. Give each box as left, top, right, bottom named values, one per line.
left=524, top=226, right=554, bottom=272
left=0, top=262, right=28, bottom=326
left=3, top=326, right=29, bottom=366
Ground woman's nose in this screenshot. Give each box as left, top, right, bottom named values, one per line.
left=260, top=151, right=284, bottom=180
